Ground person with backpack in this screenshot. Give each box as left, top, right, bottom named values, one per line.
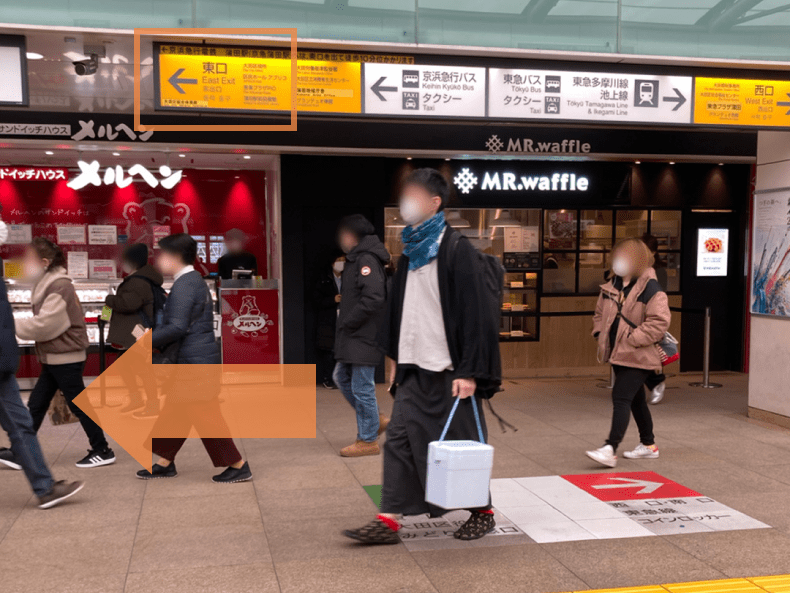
left=587, top=238, right=671, bottom=468
left=15, top=238, right=115, bottom=468
left=105, top=243, right=164, bottom=417
left=343, top=168, right=502, bottom=545
left=333, top=215, right=391, bottom=457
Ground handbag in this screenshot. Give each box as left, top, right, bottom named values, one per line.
left=612, top=298, right=679, bottom=367
left=425, top=395, right=494, bottom=510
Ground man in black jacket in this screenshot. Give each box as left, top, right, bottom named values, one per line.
left=343, top=168, right=501, bottom=545
left=333, top=215, right=390, bottom=458
left=0, top=280, right=84, bottom=508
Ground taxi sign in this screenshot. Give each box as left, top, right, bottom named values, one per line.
left=155, top=44, right=361, bottom=114
left=694, top=77, right=790, bottom=128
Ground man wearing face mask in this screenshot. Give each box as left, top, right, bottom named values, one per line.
left=105, top=243, right=164, bottom=415
left=588, top=238, right=671, bottom=468
left=343, top=168, right=502, bottom=545
left=332, top=215, right=391, bottom=457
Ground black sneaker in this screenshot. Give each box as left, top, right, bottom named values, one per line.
left=137, top=463, right=177, bottom=480
left=38, top=480, right=85, bottom=509
left=212, top=461, right=252, bottom=483
left=0, top=447, right=22, bottom=470
left=75, top=448, right=116, bottom=468
left=342, top=518, right=400, bottom=545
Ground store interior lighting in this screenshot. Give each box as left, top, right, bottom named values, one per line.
left=385, top=213, right=407, bottom=229
left=490, top=209, right=521, bottom=228
left=445, top=210, right=471, bottom=228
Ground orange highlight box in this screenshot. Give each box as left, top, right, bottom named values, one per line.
left=133, top=28, right=298, bottom=132
left=74, top=331, right=316, bottom=471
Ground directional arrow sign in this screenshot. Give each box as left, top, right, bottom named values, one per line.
left=167, top=68, right=198, bottom=95
left=662, top=87, right=687, bottom=111
left=779, top=93, right=790, bottom=115
left=592, top=477, right=663, bottom=494
left=370, top=76, right=397, bottom=101
left=563, top=471, right=701, bottom=501
left=73, top=332, right=315, bottom=470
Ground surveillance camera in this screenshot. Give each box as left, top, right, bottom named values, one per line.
left=73, top=54, right=99, bottom=76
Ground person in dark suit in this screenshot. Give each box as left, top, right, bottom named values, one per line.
left=313, top=253, right=344, bottom=389
left=136, top=233, right=252, bottom=483
left=0, top=276, right=84, bottom=508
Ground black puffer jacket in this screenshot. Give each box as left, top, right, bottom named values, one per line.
left=106, top=264, right=164, bottom=349
left=334, top=235, right=390, bottom=366
left=152, top=270, right=218, bottom=364
left=0, top=281, right=20, bottom=375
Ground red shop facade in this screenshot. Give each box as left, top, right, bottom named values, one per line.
left=0, top=157, right=276, bottom=383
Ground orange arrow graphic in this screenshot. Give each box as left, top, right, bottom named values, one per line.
left=73, top=331, right=316, bottom=471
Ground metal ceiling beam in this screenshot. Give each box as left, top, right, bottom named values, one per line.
left=735, top=2, right=790, bottom=24
left=521, top=0, right=561, bottom=22
left=697, top=0, right=765, bottom=31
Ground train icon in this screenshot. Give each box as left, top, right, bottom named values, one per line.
left=634, top=79, right=659, bottom=107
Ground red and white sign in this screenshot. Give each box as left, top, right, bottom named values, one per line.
left=0, top=167, right=68, bottom=181
left=562, top=471, right=700, bottom=501
left=221, top=288, right=280, bottom=364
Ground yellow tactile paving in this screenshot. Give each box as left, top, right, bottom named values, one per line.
left=562, top=577, right=790, bottom=593
left=663, top=579, right=764, bottom=593
left=748, top=576, right=790, bottom=593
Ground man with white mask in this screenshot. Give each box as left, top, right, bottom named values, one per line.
left=343, top=168, right=502, bottom=544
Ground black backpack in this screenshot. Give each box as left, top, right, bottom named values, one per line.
left=135, top=277, right=168, bottom=329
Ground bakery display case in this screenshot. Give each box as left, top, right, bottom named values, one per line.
left=8, top=277, right=219, bottom=348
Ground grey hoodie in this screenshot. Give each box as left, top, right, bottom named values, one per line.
left=16, top=267, right=89, bottom=365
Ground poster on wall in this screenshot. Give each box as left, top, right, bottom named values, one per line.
left=88, top=225, right=118, bottom=245
left=6, top=224, right=32, bottom=245
left=67, top=251, right=88, bottom=279
left=89, top=259, right=116, bottom=279
left=752, top=190, right=790, bottom=316
left=696, top=228, right=729, bottom=277
left=57, top=225, right=86, bottom=245
left=152, top=225, right=171, bottom=248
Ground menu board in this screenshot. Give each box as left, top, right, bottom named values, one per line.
left=88, top=225, right=118, bottom=245
left=6, top=224, right=32, bottom=245
left=752, top=190, right=790, bottom=316
left=696, top=228, right=729, bottom=277
left=89, top=259, right=116, bottom=279
left=57, top=225, right=86, bottom=245
left=67, top=251, right=89, bottom=279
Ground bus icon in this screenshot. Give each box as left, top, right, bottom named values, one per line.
left=402, top=70, right=420, bottom=88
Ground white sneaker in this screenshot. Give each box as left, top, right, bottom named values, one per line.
left=586, top=444, right=617, bottom=468
left=623, top=443, right=660, bottom=459
left=648, top=382, right=666, bottom=405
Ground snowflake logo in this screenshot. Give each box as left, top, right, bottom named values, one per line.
left=453, top=168, right=478, bottom=194
left=486, top=134, right=504, bottom=153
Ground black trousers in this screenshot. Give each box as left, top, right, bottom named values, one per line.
left=27, top=361, right=109, bottom=452
left=605, top=365, right=655, bottom=452
left=381, top=368, right=491, bottom=517
left=316, top=348, right=336, bottom=384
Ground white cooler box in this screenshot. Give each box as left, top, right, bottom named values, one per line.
left=425, top=439, right=494, bottom=510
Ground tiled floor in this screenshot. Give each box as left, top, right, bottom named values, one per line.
left=3, top=372, right=790, bottom=592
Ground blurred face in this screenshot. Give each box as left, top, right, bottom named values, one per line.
left=155, top=251, right=183, bottom=277
left=611, top=247, right=636, bottom=278
left=332, top=256, right=345, bottom=275
left=399, top=183, right=441, bottom=226
left=338, top=230, right=358, bottom=254
left=22, top=247, right=48, bottom=281
left=225, top=238, right=243, bottom=254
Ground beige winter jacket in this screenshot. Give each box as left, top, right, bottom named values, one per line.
left=592, top=267, right=671, bottom=372
left=15, top=267, right=89, bottom=365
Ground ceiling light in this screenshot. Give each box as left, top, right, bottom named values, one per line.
left=634, top=160, right=641, bottom=164
left=718, top=163, right=724, bottom=166
left=445, top=158, right=451, bottom=161
left=26, top=52, right=44, bottom=60
left=669, top=161, right=675, bottom=165
left=112, top=152, right=120, bottom=156
left=45, top=151, right=54, bottom=155
left=243, top=155, right=251, bottom=159
left=446, top=210, right=471, bottom=229
left=490, top=210, right=521, bottom=228
left=406, top=157, right=412, bottom=160
left=178, top=154, right=185, bottom=158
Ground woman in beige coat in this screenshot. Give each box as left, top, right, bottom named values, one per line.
left=587, top=238, right=671, bottom=468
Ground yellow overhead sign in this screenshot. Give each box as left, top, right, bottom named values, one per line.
left=694, top=77, right=790, bottom=127
left=156, top=45, right=364, bottom=114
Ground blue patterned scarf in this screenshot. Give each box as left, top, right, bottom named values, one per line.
left=402, top=211, right=446, bottom=270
